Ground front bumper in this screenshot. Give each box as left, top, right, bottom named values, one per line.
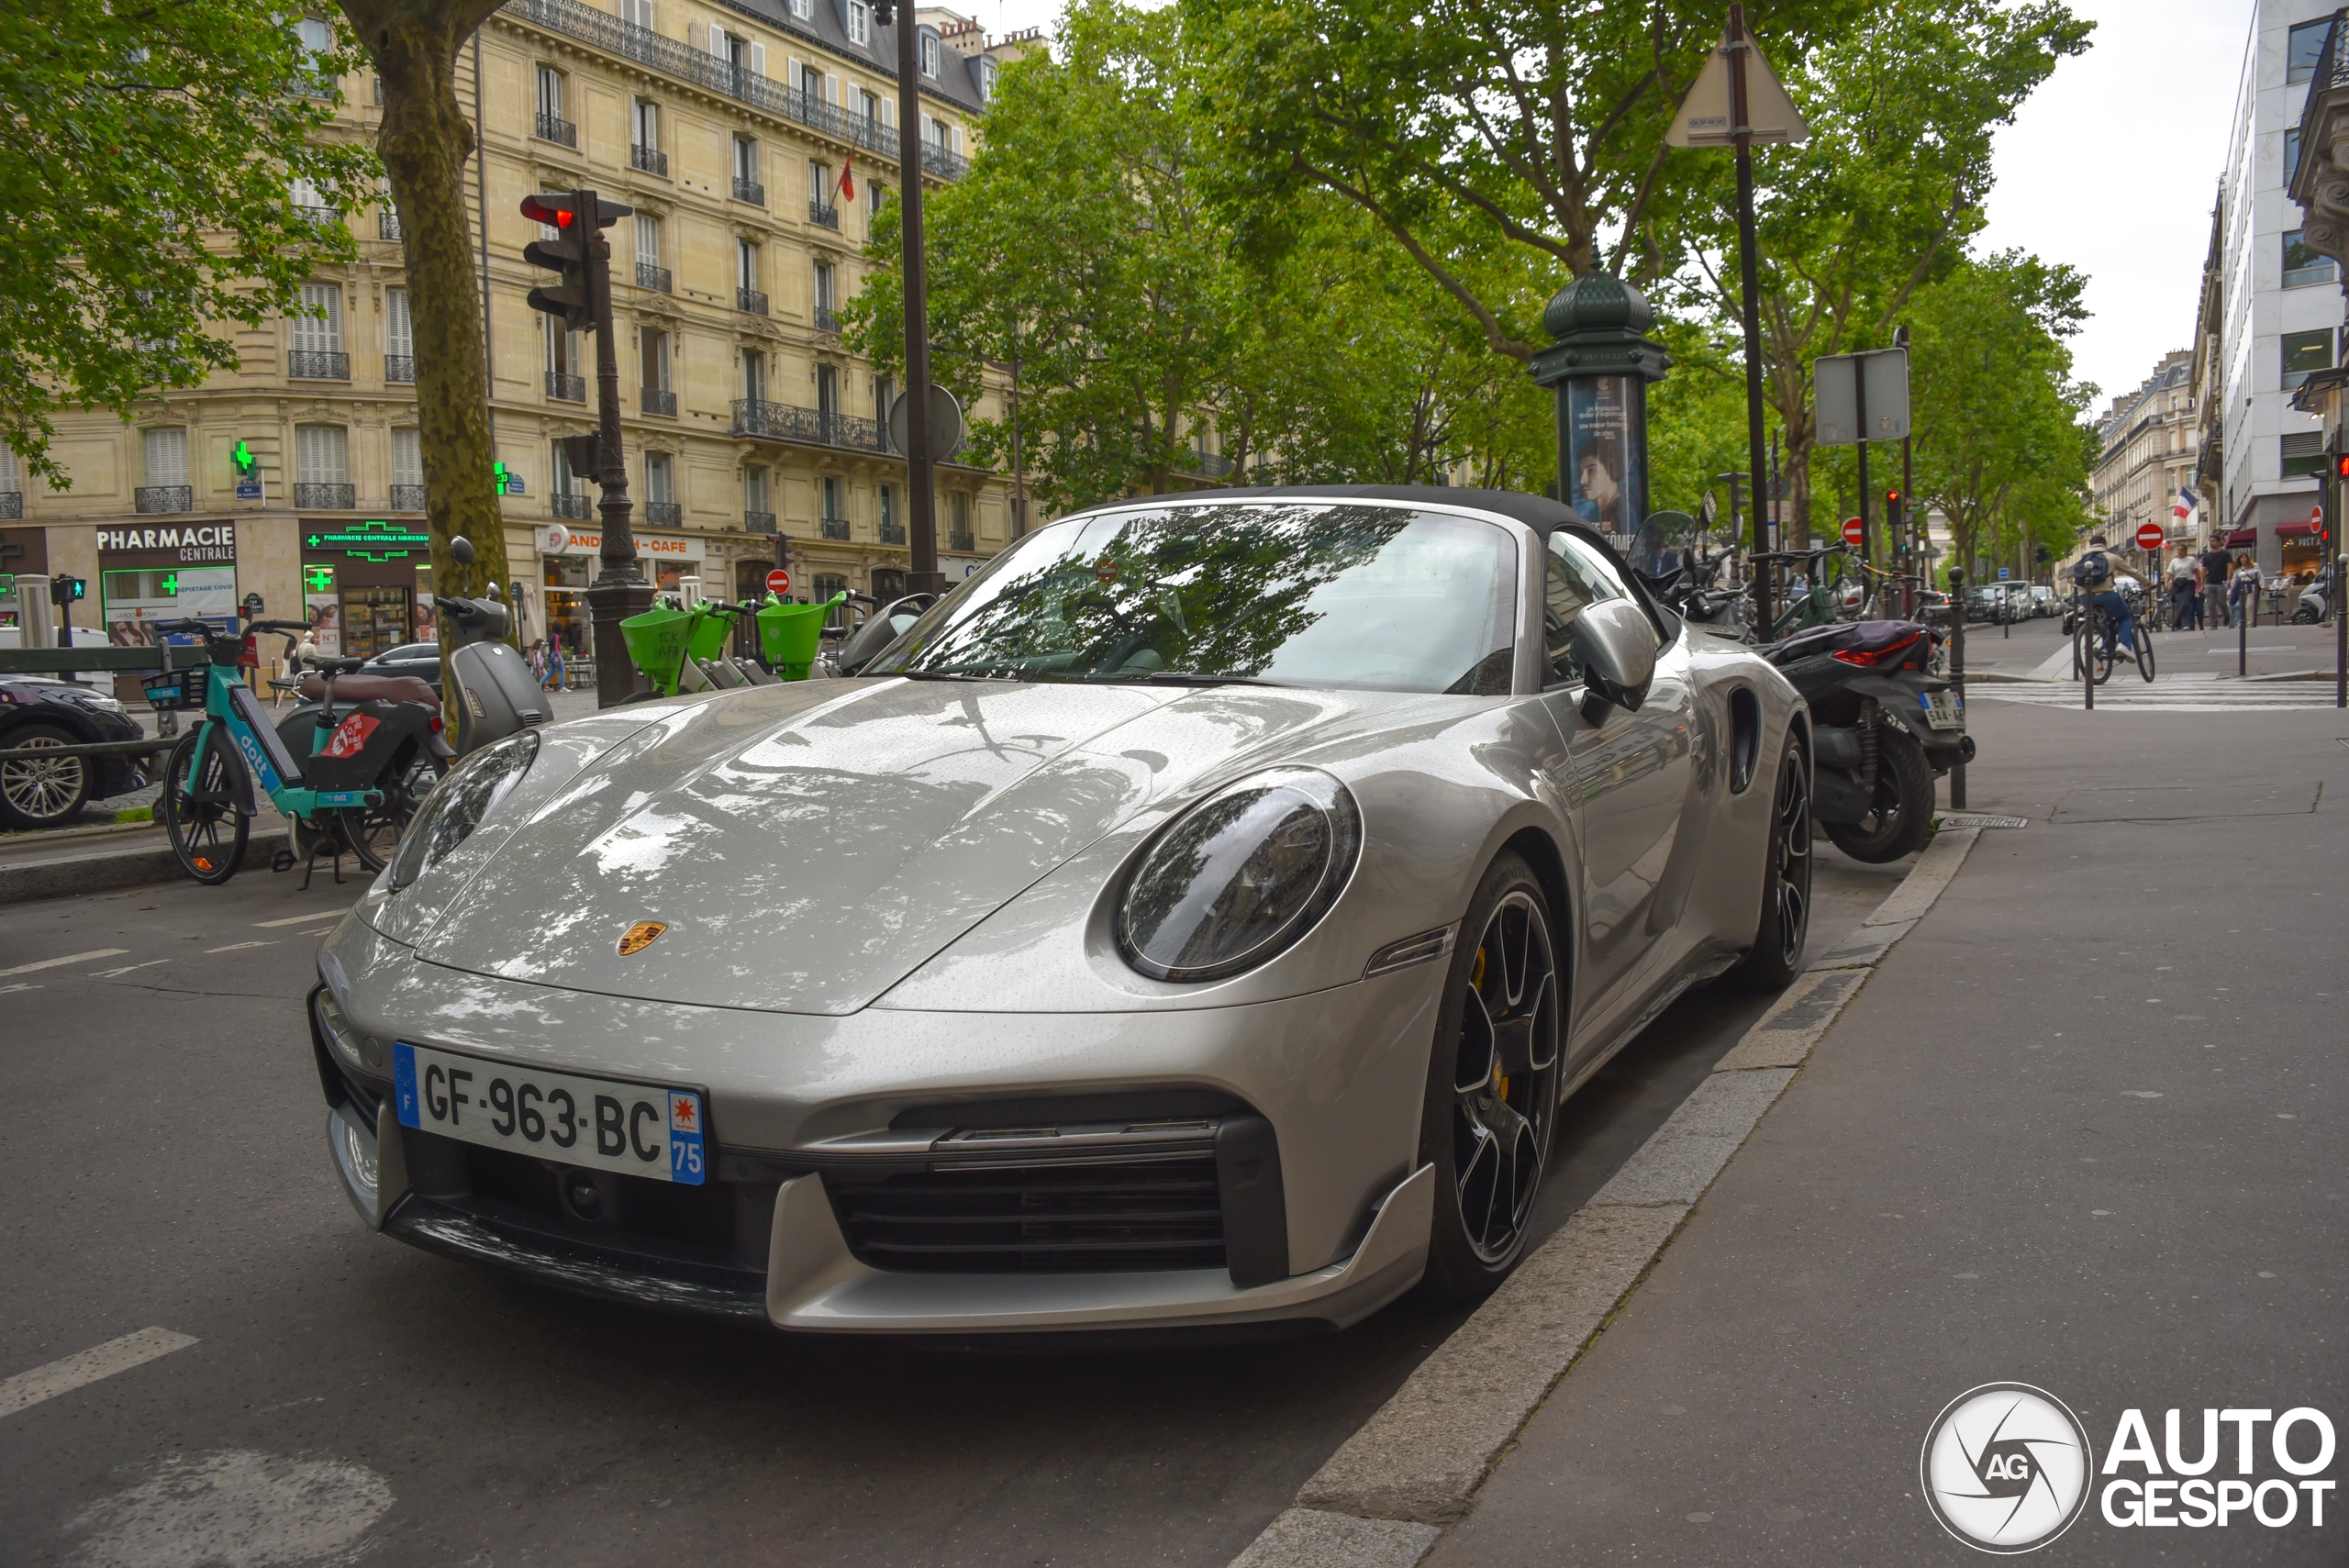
left=312, top=918, right=1445, bottom=1335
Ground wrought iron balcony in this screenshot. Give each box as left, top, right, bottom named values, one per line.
left=289, top=350, right=350, bottom=380
left=808, top=200, right=840, bottom=229
left=536, top=112, right=577, bottom=148
left=743, top=509, right=776, bottom=533
left=293, top=482, right=355, bottom=510
left=636, top=261, right=672, bottom=293
left=819, top=518, right=851, bottom=540
left=0, top=492, right=21, bottom=520
left=547, top=371, right=585, bottom=402
left=552, top=492, right=593, bottom=519
left=1175, top=450, right=1238, bottom=478
left=730, top=398, right=886, bottom=452
left=630, top=142, right=668, bottom=176
left=378, top=209, right=403, bottom=241
left=733, top=177, right=765, bottom=206
left=390, top=484, right=426, bottom=512
left=949, top=529, right=975, bottom=553
left=498, top=0, right=967, bottom=181
left=641, top=386, right=676, bottom=416
left=879, top=520, right=907, bottom=545
left=135, top=485, right=192, bottom=515
left=814, top=305, right=840, bottom=334
left=738, top=286, right=768, bottom=316
left=643, top=501, right=681, bottom=527
left=384, top=354, right=415, bottom=384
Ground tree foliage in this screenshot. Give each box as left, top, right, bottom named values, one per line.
left=0, top=2, right=377, bottom=481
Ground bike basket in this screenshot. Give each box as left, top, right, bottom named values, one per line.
left=755, top=595, right=842, bottom=669
left=141, top=667, right=207, bottom=711
left=619, top=606, right=695, bottom=688
left=685, top=606, right=734, bottom=664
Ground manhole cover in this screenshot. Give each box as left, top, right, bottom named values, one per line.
left=1941, top=814, right=2028, bottom=828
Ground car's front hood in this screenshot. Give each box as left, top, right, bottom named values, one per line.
left=412, top=677, right=1379, bottom=1014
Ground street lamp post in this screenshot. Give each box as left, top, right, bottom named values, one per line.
left=879, top=1, right=943, bottom=596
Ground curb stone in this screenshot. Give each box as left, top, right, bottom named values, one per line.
left=1230, top=827, right=1984, bottom=1565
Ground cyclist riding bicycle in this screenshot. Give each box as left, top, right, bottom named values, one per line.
left=2071, top=533, right=2133, bottom=650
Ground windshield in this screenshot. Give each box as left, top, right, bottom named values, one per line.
left=867, top=502, right=1520, bottom=694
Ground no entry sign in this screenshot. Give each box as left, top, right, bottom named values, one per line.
left=766, top=568, right=791, bottom=595
left=2134, top=521, right=2165, bottom=550
left=1842, top=517, right=1865, bottom=547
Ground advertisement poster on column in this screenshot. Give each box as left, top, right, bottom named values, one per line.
left=1564, top=376, right=1645, bottom=550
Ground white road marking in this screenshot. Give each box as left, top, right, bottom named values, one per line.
left=91, top=960, right=172, bottom=978
left=253, top=908, right=352, bottom=929
left=63, top=1449, right=393, bottom=1568
left=204, top=940, right=274, bottom=953
left=0, top=948, right=128, bottom=978
left=0, top=1328, right=197, bottom=1420
left=0, top=983, right=41, bottom=996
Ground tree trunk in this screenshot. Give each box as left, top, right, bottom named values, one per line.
left=339, top=0, right=509, bottom=624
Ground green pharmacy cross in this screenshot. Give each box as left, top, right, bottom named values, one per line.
left=161, top=573, right=178, bottom=596
left=306, top=520, right=433, bottom=562
left=231, top=440, right=257, bottom=478
left=304, top=565, right=337, bottom=594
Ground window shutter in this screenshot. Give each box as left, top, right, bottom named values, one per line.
left=686, top=18, right=702, bottom=50
left=709, top=25, right=728, bottom=60
left=749, top=41, right=765, bottom=77
left=825, top=72, right=838, bottom=103
left=952, top=125, right=963, bottom=154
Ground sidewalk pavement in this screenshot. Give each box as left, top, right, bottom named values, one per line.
left=1958, top=618, right=2343, bottom=682
left=1423, top=697, right=2349, bottom=1564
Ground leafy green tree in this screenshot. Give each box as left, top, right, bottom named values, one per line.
left=1904, top=252, right=2095, bottom=589
left=0, top=2, right=376, bottom=482
left=340, top=0, right=514, bottom=606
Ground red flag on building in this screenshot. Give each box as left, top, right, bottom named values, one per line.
left=838, top=153, right=856, bottom=205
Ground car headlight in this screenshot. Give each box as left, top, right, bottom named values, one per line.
left=387, top=730, right=540, bottom=891
left=1115, top=767, right=1362, bottom=983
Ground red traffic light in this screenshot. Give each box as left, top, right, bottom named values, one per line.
left=519, top=193, right=575, bottom=228
left=1885, top=489, right=1901, bottom=506
left=2335, top=453, right=2349, bottom=480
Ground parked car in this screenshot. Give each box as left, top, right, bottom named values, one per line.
left=312, top=486, right=1815, bottom=1338
left=353, top=642, right=443, bottom=684
left=0, top=673, right=149, bottom=829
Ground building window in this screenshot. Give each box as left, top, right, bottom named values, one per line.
left=949, top=489, right=974, bottom=551
left=645, top=451, right=674, bottom=503
left=820, top=476, right=842, bottom=520
left=978, top=56, right=996, bottom=102
left=392, top=428, right=423, bottom=510
left=631, top=97, right=665, bottom=174
left=535, top=64, right=573, bottom=146
left=635, top=213, right=660, bottom=268
left=787, top=0, right=811, bottom=17
left=874, top=373, right=894, bottom=425
left=144, top=426, right=189, bottom=487
left=2283, top=429, right=2327, bottom=477
left=2285, top=228, right=2337, bottom=288
left=2288, top=17, right=2332, bottom=84
left=920, top=28, right=940, bottom=76
left=879, top=482, right=896, bottom=530
left=2288, top=128, right=2303, bottom=183
left=743, top=348, right=766, bottom=402
left=640, top=327, right=673, bottom=416
left=733, top=136, right=762, bottom=204
left=814, top=261, right=836, bottom=313
left=294, top=282, right=343, bottom=353
left=551, top=437, right=579, bottom=498
left=621, top=0, right=655, bottom=27
left=744, top=464, right=771, bottom=527
left=738, top=237, right=760, bottom=292
left=2282, top=327, right=2332, bottom=389
left=295, top=424, right=350, bottom=511
left=812, top=573, right=848, bottom=603
left=384, top=285, right=413, bottom=383
left=848, top=0, right=872, bottom=43
left=816, top=362, right=840, bottom=417
left=544, top=317, right=584, bottom=400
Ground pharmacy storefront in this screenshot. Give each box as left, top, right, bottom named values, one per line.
left=540, top=524, right=705, bottom=656
left=300, top=520, right=436, bottom=659
left=95, top=522, right=240, bottom=641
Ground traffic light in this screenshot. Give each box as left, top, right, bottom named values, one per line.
left=519, top=189, right=630, bottom=333
left=1884, top=489, right=1904, bottom=530
left=50, top=574, right=84, bottom=606
left=231, top=439, right=257, bottom=479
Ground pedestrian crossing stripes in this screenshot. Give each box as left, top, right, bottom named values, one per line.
left=1971, top=680, right=2344, bottom=711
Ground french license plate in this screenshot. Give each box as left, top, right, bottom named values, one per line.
left=393, top=1042, right=706, bottom=1184
left=1922, top=689, right=1964, bottom=730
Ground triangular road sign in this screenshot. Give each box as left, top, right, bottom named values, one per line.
left=1665, top=20, right=1809, bottom=147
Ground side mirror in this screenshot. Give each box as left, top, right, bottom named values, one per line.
left=1575, top=598, right=1657, bottom=725
left=486, top=582, right=505, bottom=603
left=450, top=535, right=476, bottom=567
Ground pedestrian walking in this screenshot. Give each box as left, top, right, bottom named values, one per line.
left=2201, top=539, right=2232, bottom=628
left=545, top=639, right=567, bottom=692
left=2229, top=555, right=2261, bottom=628
left=529, top=639, right=547, bottom=685
left=2167, top=545, right=2203, bottom=631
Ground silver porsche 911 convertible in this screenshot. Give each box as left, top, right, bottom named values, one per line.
left=309, top=486, right=1811, bottom=1336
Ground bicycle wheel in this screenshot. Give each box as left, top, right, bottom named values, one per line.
left=328, top=751, right=435, bottom=873
left=159, top=730, right=248, bottom=884
left=2083, top=616, right=2115, bottom=685
left=2133, top=621, right=2156, bottom=682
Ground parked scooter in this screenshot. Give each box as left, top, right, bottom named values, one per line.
left=2290, top=565, right=2334, bottom=625
left=1759, top=619, right=1974, bottom=863
left=439, top=535, right=551, bottom=755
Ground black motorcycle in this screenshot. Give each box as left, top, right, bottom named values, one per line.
left=1759, top=619, right=1972, bottom=863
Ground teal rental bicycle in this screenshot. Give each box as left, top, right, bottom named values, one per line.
left=147, top=618, right=448, bottom=884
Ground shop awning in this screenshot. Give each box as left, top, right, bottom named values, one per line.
left=2222, top=528, right=2257, bottom=548
left=2277, top=521, right=2318, bottom=539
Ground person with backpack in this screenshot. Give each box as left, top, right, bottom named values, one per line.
left=2071, top=534, right=2136, bottom=654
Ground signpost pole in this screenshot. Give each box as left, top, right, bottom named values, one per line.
left=1728, top=4, right=1774, bottom=640
left=1854, top=358, right=1872, bottom=577
left=891, top=3, right=942, bottom=597
left=579, top=187, right=651, bottom=709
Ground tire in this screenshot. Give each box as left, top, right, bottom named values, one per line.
left=2132, top=622, right=2156, bottom=683
left=1731, top=741, right=1813, bottom=990
left=1821, top=724, right=1934, bottom=864
left=328, top=751, right=433, bottom=872
left=159, top=730, right=248, bottom=884
left=1415, top=852, right=1564, bottom=1307
left=2084, top=617, right=2115, bottom=685
left=2293, top=606, right=2319, bottom=625
left=0, top=723, right=93, bottom=829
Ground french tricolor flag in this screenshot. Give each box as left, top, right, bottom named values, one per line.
left=2172, top=487, right=2198, bottom=520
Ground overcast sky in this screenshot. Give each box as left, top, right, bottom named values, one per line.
left=964, top=0, right=2253, bottom=411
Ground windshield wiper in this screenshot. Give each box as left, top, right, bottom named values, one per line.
left=1139, top=672, right=1289, bottom=687
left=893, top=667, right=1003, bottom=681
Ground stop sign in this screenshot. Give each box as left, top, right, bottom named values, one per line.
left=765, top=568, right=791, bottom=595
left=2134, top=521, right=2165, bottom=550
left=1842, top=517, right=1865, bottom=546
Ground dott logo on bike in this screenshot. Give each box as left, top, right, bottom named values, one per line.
left=617, top=921, right=668, bottom=956
left=1921, top=1383, right=2094, bottom=1552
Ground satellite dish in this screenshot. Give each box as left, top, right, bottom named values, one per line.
left=888, top=385, right=967, bottom=461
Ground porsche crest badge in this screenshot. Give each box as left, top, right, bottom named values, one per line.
left=618, top=921, right=668, bottom=956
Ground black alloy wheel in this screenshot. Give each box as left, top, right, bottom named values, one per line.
left=159, top=729, right=248, bottom=884
left=0, top=724, right=92, bottom=829
left=1733, top=742, right=1813, bottom=989
left=1418, top=853, right=1562, bottom=1304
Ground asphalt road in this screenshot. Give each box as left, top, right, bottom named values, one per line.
left=0, top=850, right=1899, bottom=1567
